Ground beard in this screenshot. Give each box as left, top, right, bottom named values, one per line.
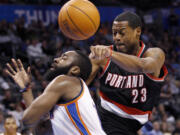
left=44, top=65, right=72, bottom=81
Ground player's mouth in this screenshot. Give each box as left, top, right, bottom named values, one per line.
left=50, top=64, right=55, bottom=70
left=116, top=43, right=125, bottom=47
left=115, top=43, right=126, bottom=52
left=115, top=42, right=125, bottom=46
left=116, top=45, right=125, bottom=50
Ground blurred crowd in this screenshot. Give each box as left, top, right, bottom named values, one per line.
left=0, top=0, right=180, bottom=9
left=0, top=5, right=180, bottom=135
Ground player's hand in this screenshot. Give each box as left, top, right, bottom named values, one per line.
left=5, top=59, right=31, bottom=89
left=90, top=45, right=111, bottom=60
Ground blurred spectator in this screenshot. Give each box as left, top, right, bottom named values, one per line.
left=41, top=39, right=55, bottom=57
left=0, top=110, right=4, bottom=133
left=27, top=37, right=47, bottom=64
left=158, top=74, right=180, bottom=121
left=2, top=90, right=16, bottom=111
left=0, top=68, right=18, bottom=91
left=141, top=121, right=153, bottom=135
left=0, top=65, right=10, bottom=92
left=0, top=115, right=21, bottom=135
left=168, top=9, right=179, bottom=36
left=8, top=102, right=23, bottom=127
left=149, top=121, right=163, bottom=135
left=0, top=20, right=12, bottom=57
left=173, top=119, right=180, bottom=135
left=0, top=77, right=10, bottom=91
left=161, top=121, right=172, bottom=135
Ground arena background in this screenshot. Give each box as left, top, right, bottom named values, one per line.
left=0, top=0, right=180, bottom=135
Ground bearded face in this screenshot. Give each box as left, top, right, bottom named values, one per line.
left=44, top=64, right=73, bottom=81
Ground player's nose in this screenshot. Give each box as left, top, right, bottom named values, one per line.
left=53, top=58, right=58, bottom=63
left=114, top=33, right=121, bottom=41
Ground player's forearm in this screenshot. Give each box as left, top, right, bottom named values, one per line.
left=86, top=71, right=97, bottom=85
left=111, top=51, right=154, bottom=73
left=86, top=59, right=100, bottom=85
left=22, top=87, right=34, bottom=108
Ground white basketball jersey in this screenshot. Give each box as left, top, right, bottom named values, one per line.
left=50, top=79, right=106, bottom=135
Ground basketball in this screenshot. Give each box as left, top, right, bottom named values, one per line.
left=58, top=0, right=100, bottom=40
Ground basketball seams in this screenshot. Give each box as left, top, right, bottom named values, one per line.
left=66, top=7, right=88, bottom=38
left=58, top=0, right=100, bottom=40
left=59, top=7, right=80, bottom=40
left=69, top=4, right=97, bottom=31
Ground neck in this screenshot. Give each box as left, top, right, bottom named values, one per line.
left=132, top=41, right=141, bottom=56
left=4, top=131, right=17, bottom=135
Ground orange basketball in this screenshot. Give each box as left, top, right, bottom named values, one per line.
left=58, top=0, right=100, bottom=40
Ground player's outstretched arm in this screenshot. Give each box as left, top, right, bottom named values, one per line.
left=110, top=48, right=165, bottom=75
left=5, top=59, right=33, bottom=107
left=86, top=58, right=101, bottom=85
left=86, top=46, right=111, bottom=85
left=90, top=45, right=165, bottom=76
left=22, top=75, right=73, bottom=127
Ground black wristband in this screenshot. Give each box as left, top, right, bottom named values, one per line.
left=19, top=83, right=30, bottom=93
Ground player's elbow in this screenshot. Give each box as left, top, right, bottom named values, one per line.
left=22, top=110, right=34, bottom=125
left=22, top=115, right=36, bottom=128
left=22, top=117, right=32, bottom=127
left=139, top=60, right=157, bottom=73
left=22, top=114, right=30, bottom=125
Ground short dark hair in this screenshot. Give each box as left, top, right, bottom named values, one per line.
left=114, top=11, right=142, bottom=29
left=4, top=114, right=14, bottom=123
left=73, top=50, right=92, bottom=81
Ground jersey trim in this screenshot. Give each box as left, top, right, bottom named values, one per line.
left=99, top=91, right=152, bottom=115
left=145, top=65, right=168, bottom=82
left=99, top=45, right=113, bottom=78
left=65, top=103, right=91, bottom=135
left=76, top=103, right=91, bottom=135
left=100, top=97, right=149, bottom=124
left=58, top=79, right=84, bottom=106
left=137, top=41, right=145, bottom=57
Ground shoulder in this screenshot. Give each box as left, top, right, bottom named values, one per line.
left=49, top=75, right=80, bottom=91
left=144, top=47, right=165, bottom=58
left=146, top=47, right=165, bottom=54
left=44, top=75, right=80, bottom=97
left=53, top=75, right=79, bottom=84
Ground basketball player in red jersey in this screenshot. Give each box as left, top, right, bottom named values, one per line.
left=87, top=11, right=168, bottom=135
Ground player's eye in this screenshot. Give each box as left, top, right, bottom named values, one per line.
left=113, top=31, right=117, bottom=35
left=120, top=32, right=125, bottom=36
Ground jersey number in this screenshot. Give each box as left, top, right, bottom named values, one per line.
left=132, top=88, right=147, bottom=104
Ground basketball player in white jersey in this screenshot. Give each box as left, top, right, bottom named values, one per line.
left=5, top=50, right=106, bottom=135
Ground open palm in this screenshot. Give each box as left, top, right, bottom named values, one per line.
left=5, top=59, right=31, bottom=89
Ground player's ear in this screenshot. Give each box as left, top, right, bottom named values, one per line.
left=136, top=26, right=141, bottom=38
left=69, top=66, right=80, bottom=76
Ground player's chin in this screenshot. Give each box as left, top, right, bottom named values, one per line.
left=116, top=45, right=127, bottom=53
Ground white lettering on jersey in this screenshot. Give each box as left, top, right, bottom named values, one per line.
left=110, top=74, right=118, bottom=86
left=132, top=75, right=138, bottom=88
left=125, top=76, right=132, bottom=88
left=105, top=73, right=144, bottom=88
left=120, top=76, right=127, bottom=88
left=139, top=75, right=144, bottom=87
left=105, top=72, right=112, bottom=84
left=115, top=75, right=123, bottom=88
